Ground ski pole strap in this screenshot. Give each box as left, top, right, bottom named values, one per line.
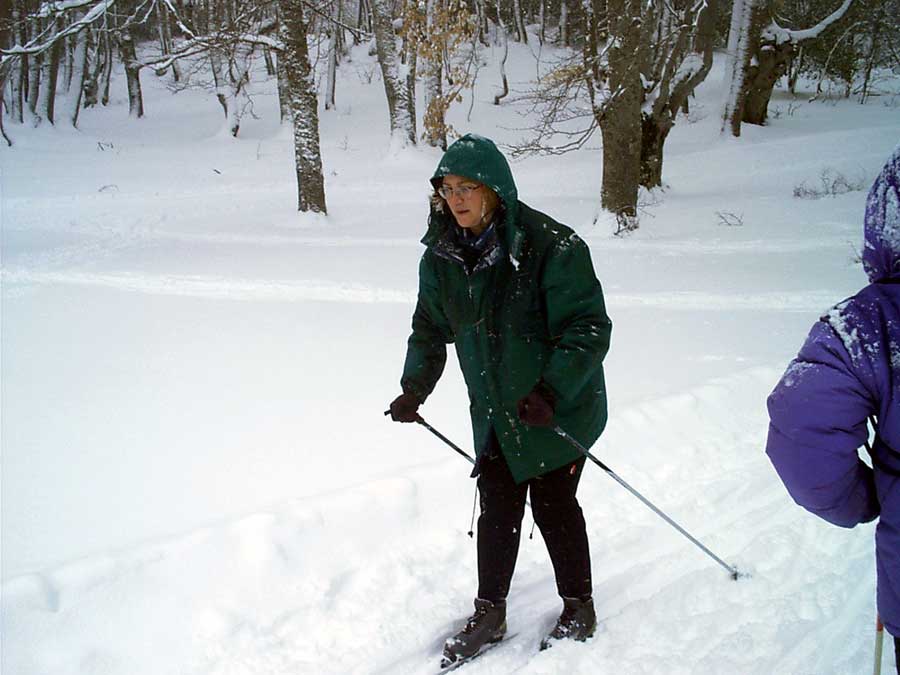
left=552, top=426, right=741, bottom=580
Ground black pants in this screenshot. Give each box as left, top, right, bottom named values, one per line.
left=895, top=636, right=900, bottom=674
left=476, top=443, right=592, bottom=603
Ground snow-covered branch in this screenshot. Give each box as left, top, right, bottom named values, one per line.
left=235, top=33, right=285, bottom=51
left=33, top=0, right=108, bottom=18
left=1, top=0, right=117, bottom=59
left=765, top=0, right=854, bottom=45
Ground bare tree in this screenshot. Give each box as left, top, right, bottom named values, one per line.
left=34, top=16, right=63, bottom=124
left=640, top=0, right=718, bottom=187
left=493, top=0, right=509, bottom=105
left=558, top=0, right=567, bottom=46
left=723, top=0, right=854, bottom=135
left=155, top=0, right=181, bottom=82
left=418, top=0, right=477, bottom=149
left=278, top=0, right=327, bottom=213
left=324, top=0, right=341, bottom=109
left=601, top=0, right=642, bottom=224
left=511, top=0, right=527, bottom=43
left=117, top=28, right=144, bottom=118
left=721, top=0, right=764, bottom=136
left=511, top=0, right=716, bottom=223
left=64, top=10, right=90, bottom=126
left=370, top=0, right=416, bottom=146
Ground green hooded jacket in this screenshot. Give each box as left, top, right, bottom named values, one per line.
left=401, top=134, right=612, bottom=483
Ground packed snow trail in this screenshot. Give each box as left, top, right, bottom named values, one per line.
left=3, top=368, right=885, bottom=674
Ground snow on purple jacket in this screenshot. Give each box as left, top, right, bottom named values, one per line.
left=767, top=145, right=900, bottom=632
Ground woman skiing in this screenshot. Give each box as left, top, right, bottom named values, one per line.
left=387, top=134, right=612, bottom=667
left=767, top=146, right=900, bottom=668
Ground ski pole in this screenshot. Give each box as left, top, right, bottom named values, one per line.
left=413, top=415, right=478, bottom=465
left=386, top=412, right=535, bottom=521
left=384, top=410, right=477, bottom=465
left=875, top=613, right=884, bottom=675
left=553, top=425, right=743, bottom=581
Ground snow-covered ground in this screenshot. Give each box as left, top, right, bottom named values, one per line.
left=3, top=37, right=900, bottom=674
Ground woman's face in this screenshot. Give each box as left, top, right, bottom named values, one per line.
left=440, top=174, right=498, bottom=235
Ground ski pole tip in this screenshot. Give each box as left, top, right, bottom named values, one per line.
left=729, top=566, right=750, bottom=581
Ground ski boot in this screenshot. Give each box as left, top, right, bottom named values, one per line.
left=540, top=596, right=596, bottom=650
left=441, top=598, right=507, bottom=668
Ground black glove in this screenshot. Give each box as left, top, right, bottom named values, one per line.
left=389, top=392, right=422, bottom=423
left=516, top=383, right=556, bottom=427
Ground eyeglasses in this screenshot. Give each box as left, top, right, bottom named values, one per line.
left=438, top=184, right=481, bottom=200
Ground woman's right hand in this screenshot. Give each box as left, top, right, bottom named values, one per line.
left=388, top=392, right=422, bottom=423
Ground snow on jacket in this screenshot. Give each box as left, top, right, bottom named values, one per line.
left=766, top=146, right=900, bottom=632
left=401, top=134, right=612, bottom=484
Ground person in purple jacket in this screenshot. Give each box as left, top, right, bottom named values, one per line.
left=767, top=145, right=900, bottom=667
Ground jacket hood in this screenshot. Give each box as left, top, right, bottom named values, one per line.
left=430, top=134, right=518, bottom=210
left=863, top=145, right=900, bottom=283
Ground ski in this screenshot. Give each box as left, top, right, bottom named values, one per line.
left=437, top=633, right=519, bottom=673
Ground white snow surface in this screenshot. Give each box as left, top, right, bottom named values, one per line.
left=3, top=39, right=900, bottom=675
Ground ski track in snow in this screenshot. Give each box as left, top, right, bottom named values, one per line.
left=1, top=268, right=844, bottom=312
left=1, top=367, right=882, bottom=675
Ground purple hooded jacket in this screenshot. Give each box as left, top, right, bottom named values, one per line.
left=767, top=146, right=900, bottom=633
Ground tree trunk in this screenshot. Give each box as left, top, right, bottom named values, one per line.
left=787, top=45, right=803, bottom=94
left=403, top=0, right=418, bottom=130
left=722, top=0, right=764, bottom=137
left=325, top=0, right=341, bottom=109
left=493, top=0, right=509, bottom=105
left=538, top=0, right=545, bottom=45
left=210, top=50, right=229, bottom=117
left=639, top=0, right=716, bottom=188
left=8, top=57, right=25, bottom=124
left=63, top=30, right=74, bottom=92
left=600, top=0, right=641, bottom=222
left=23, top=11, right=41, bottom=119
left=476, top=0, right=488, bottom=46
left=118, top=30, right=144, bottom=118
left=421, top=0, right=445, bottom=148
left=100, top=26, right=113, bottom=106
left=370, top=0, right=416, bottom=147
left=741, top=0, right=854, bottom=125
left=512, top=0, right=528, bottom=43
left=276, top=50, right=292, bottom=123
left=35, top=17, right=63, bottom=125
left=83, top=27, right=104, bottom=108
left=859, top=9, right=882, bottom=104
left=7, top=0, right=25, bottom=123
left=278, top=0, right=328, bottom=213
left=357, top=0, right=373, bottom=36
left=65, top=15, right=89, bottom=127
left=559, top=0, right=567, bottom=46
left=264, top=47, right=276, bottom=76
left=325, top=32, right=339, bottom=110
left=220, top=46, right=253, bottom=137
left=0, top=99, right=11, bottom=145
left=639, top=114, right=670, bottom=188
left=156, top=2, right=182, bottom=82
left=742, top=37, right=791, bottom=125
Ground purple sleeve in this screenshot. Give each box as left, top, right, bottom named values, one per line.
left=766, top=320, right=879, bottom=528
